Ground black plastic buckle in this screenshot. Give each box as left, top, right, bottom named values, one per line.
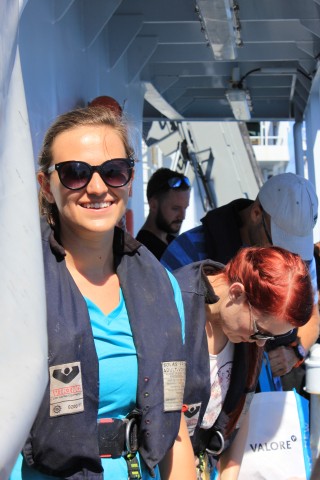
left=98, top=417, right=139, bottom=458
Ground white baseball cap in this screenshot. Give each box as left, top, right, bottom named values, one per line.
left=258, top=173, right=318, bottom=260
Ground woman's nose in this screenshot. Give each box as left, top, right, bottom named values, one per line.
left=86, top=172, right=108, bottom=194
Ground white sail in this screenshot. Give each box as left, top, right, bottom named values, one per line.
left=0, top=1, right=48, bottom=477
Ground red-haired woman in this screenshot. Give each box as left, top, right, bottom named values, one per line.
left=173, top=246, right=314, bottom=480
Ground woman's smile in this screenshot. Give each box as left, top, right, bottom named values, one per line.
left=81, top=201, right=113, bottom=209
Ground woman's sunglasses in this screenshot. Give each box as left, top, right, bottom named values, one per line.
left=248, top=301, right=294, bottom=341
left=47, top=158, right=135, bottom=190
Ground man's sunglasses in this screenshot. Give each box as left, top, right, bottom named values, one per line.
left=167, top=176, right=191, bottom=189
left=47, top=158, right=135, bottom=190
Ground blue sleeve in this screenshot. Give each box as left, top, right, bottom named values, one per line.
left=161, top=226, right=206, bottom=271
left=166, top=269, right=186, bottom=344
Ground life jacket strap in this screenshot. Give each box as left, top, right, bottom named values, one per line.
left=125, top=453, right=142, bottom=480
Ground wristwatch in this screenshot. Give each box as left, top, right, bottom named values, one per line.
left=289, top=340, right=307, bottom=368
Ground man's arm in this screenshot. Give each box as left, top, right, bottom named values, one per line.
left=268, top=256, right=320, bottom=377
left=299, top=256, right=320, bottom=352
left=268, top=303, right=320, bottom=377
left=161, top=225, right=206, bottom=271
left=298, top=303, right=320, bottom=352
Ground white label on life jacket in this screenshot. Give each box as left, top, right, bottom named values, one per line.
left=162, top=361, right=186, bottom=411
left=184, top=402, right=202, bottom=436
left=49, top=361, right=84, bottom=417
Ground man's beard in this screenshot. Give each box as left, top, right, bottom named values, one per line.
left=155, top=208, right=182, bottom=235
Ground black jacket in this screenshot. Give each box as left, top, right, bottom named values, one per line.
left=201, top=198, right=252, bottom=265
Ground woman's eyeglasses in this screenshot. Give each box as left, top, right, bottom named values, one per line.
left=167, top=176, right=191, bottom=189
left=248, top=302, right=294, bottom=342
left=47, top=158, right=135, bottom=190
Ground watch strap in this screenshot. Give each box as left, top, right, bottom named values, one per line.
left=288, top=340, right=306, bottom=368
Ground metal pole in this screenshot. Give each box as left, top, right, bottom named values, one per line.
left=293, top=121, right=304, bottom=177
left=304, top=344, right=320, bottom=465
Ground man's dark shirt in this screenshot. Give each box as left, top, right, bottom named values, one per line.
left=136, top=229, right=175, bottom=260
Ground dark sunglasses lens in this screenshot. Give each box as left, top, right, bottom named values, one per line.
left=59, top=162, right=91, bottom=189
left=183, top=176, right=191, bottom=187
left=251, top=333, right=274, bottom=341
left=168, top=177, right=182, bottom=188
left=168, top=176, right=190, bottom=188
left=100, top=160, right=131, bottom=187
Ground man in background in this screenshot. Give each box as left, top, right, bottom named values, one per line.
left=162, top=172, right=319, bottom=392
left=136, top=168, right=191, bottom=259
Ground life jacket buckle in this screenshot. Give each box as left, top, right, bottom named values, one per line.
left=97, top=417, right=139, bottom=457
left=205, top=430, right=225, bottom=456
left=125, top=417, right=139, bottom=454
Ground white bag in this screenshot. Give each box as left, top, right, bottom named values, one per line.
left=238, top=391, right=312, bottom=480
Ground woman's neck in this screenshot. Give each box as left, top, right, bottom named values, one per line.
left=205, top=273, right=229, bottom=354
left=207, top=272, right=228, bottom=298
left=60, top=226, right=115, bottom=282
left=60, top=226, right=120, bottom=315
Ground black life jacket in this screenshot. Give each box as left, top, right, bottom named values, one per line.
left=23, top=220, right=185, bottom=479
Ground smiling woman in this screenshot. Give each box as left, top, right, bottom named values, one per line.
left=38, top=107, right=135, bottom=229
left=10, top=107, right=196, bottom=480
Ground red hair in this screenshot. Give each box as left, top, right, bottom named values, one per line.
left=224, top=246, right=313, bottom=327
left=222, top=246, right=313, bottom=438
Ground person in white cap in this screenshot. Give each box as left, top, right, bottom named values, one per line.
left=258, top=172, right=318, bottom=263
left=161, top=172, right=319, bottom=392
left=258, top=173, right=319, bottom=392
